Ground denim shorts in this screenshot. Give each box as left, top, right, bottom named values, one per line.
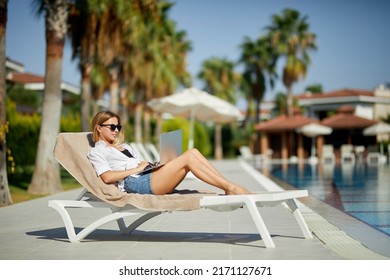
left=124, top=172, right=153, bottom=194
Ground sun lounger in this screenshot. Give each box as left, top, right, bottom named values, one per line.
left=238, top=145, right=268, bottom=168
left=321, top=144, right=335, bottom=164
left=49, top=132, right=313, bottom=248
left=340, top=144, right=355, bottom=164
left=144, top=142, right=160, bottom=162
left=366, top=145, right=387, bottom=165
left=130, top=142, right=154, bottom=162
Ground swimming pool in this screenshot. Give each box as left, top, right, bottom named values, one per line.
left=270, top=163, right=390, bottom=236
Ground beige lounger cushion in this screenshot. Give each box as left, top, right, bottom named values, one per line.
left=54, top=132, right=213, bottom=211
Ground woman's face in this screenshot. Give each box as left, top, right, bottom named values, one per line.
left=97, top=117, right=121, bottom=144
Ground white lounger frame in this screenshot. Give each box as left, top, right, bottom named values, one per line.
left=49, top=189, right=312, bottom=248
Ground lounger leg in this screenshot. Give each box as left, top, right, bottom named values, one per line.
left=60, top=210, right=150, bottom=242
left=49, top=200, right=160, bottom=243
left=48, top=200, right=79, bottom=243
left=116, top=212, right=162, bottom=234
left=245, top=198, right=275, bottom=248
left=285, top=199, right=313, bottom=239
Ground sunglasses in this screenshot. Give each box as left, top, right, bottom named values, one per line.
left=99, top=124, right=122, bottom=132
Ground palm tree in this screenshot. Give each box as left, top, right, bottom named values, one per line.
left=198, top=57, right=239, bottom=160
left=68, top=0, right=102, bottom=131
left=95, top=2, right=131, bottom=114
left=144, top=11, right=192, bottom=143
left=28, top=0, right=70, bottom=195
left=239, top=35, right=277, bottom=125
left=198, top=57, right=238, bottom=103
left=68, top=0, right=191, bottom=143
left=274, top=91, right=287, bottom=116
left=122, top=0, right=164, bottom=143
left=267, top=8, right=317, bottom=117
left=69, top=0, right=133, bottom=129
left=122, top=0, right=191, bottom=143
left=304, top=83, right=323, bottom=94
left=0, top=0, right=12, bottom=206
left=238, top=35, right=277, bottom=154
left=151, top=2, right=192, bottom=99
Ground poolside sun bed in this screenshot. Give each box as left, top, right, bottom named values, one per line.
left=49, top=132, right=313, bottom=248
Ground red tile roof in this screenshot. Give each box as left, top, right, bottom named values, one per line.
left=321, top=115, right=377, bottom=129
left=8, top=71, right=81, bottom=95
left=255, top=114, right=319, bottom=132
left=8, top=72, right=44, bottom=84
left=321, top=106, right=377, bottom=129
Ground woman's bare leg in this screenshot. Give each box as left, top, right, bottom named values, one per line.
left=187, top=149, right=252, bottom=195
left=188, top=148, right=225, bottom=178
left=150, top=149, right=251, bottom=195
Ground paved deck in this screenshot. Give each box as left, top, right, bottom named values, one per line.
left=0, top=160, right=389, bottom=260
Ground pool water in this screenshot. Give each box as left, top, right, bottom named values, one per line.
left=270, top=163, right=390, bottom=236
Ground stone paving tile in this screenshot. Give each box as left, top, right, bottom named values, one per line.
left=0, top=160, right=387, bottom=260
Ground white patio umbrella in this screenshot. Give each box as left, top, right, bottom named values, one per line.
left=297, top=123, right=333, bottom=138
left=363, top=122, right=390, bottom=154
left=147, top=87, right=243, bottom=158
left=296, top=123, right=333, bottom=162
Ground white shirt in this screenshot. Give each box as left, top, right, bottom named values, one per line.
left=87, top=141, right=142, bottom=191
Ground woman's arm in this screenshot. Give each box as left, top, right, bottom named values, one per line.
left=99, top=161, right=150, bottom=184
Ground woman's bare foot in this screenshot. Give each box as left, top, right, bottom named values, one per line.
left=225, top=184, right=253, bottom=195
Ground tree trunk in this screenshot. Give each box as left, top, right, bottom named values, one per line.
left=154, top=113, right=162, bottom=144
left=134, top=103, right=143, bottom=143
left=119, top=87, right=129, bottom=131
left=214, top=123, right=223, bottom=160
left=81, top=64, right=91, bottom=131
left=286, top=84, right=293, bottom=117
left=0, top=0, right=12, bottom=206
left=92, top=98, right=99, bottom=117
left=253, top=97, right=261, bottom=154
left=143, top=108, right=151, bottom=143
left=109, top=68, right=119, bottom=113
left=28, top=4, right=67, bottom=194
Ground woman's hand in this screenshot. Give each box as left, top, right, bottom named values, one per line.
left=138, top=161, right=150, bottom=171
left=100, top=161, right=151, bottom=184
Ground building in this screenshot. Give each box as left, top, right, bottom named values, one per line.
left=5, top=57, right=80, bottom=113
left=255, top=87, right=390, bottom=162
left=297, top=87, right=390, bottom=121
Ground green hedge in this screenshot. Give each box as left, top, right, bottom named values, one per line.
left=6, top=99, right=81, bottom=174
left=6, top=101, right=41, bottom=169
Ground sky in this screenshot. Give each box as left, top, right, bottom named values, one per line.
left=5, top=0, right=390, bottom=103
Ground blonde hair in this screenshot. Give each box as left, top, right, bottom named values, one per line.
left=91, top=111, right=123, bottom=143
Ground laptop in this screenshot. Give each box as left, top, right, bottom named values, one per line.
left=136, top=129, right=182, bottom=174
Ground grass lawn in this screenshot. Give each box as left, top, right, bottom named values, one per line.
left=8, top=168, right=81, bottom=204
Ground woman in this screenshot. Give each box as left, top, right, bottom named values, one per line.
left=87, top=111, right=252, bottom=195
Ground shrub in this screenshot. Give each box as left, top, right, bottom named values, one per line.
left=61, top=113, right=82, bottom=132
left=6, top=98, right=82, bottom=183
left=6, top=100, right=41, bottom=168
